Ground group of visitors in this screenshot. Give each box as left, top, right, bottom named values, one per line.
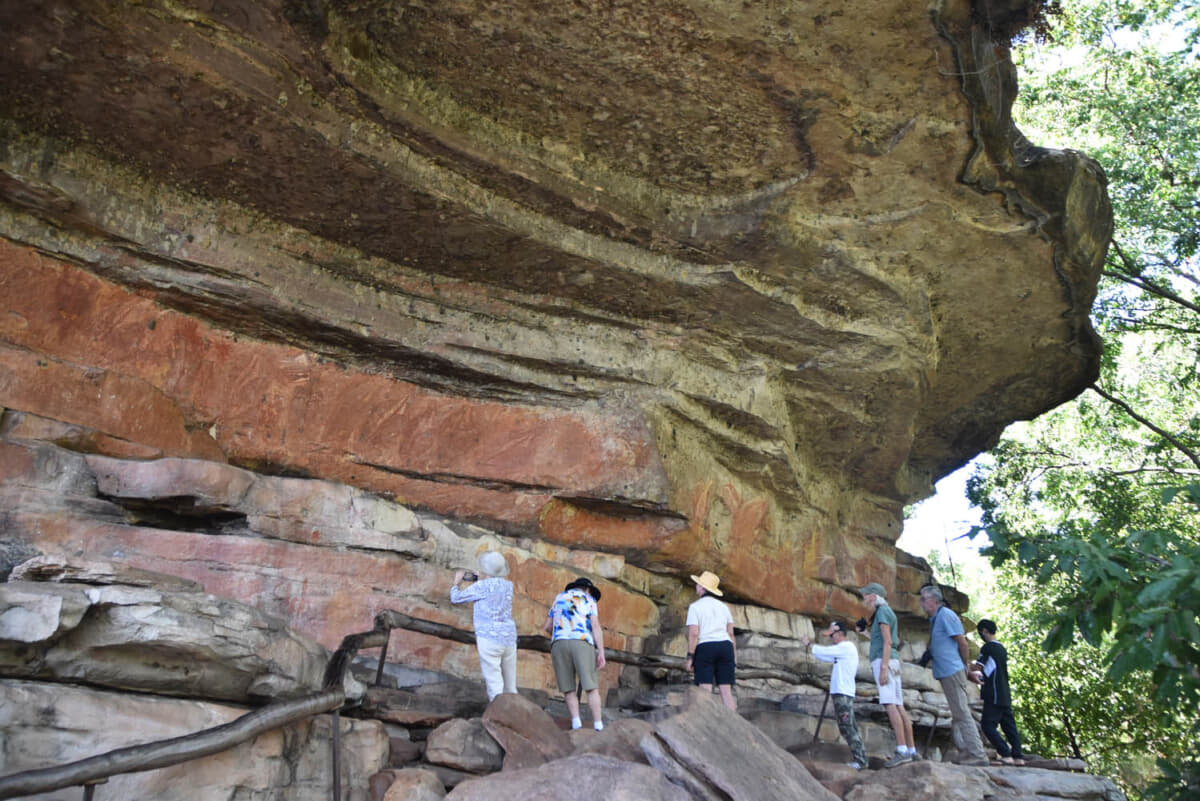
left=450, top=552, right=1023, bottom=765
left=449, top=554, right=738, bottom=728
left=804, top=582, right=1024, bottom=770
left=451, top=552, right=608, bottom=729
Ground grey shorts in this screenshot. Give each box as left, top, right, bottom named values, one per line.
left=551, top=638, right=599, bottom=693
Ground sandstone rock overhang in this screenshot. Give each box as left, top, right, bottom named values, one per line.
left=0, top=0, right=1109, bottom=610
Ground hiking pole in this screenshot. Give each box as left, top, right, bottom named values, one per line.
left=923, top=707, right=938, bottom=758
left=811, top=685, right=831, bottom=744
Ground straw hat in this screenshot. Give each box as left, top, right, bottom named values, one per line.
left=476, top=551, right=509, bottom=578
left=690, top=570, right=724, bottom=596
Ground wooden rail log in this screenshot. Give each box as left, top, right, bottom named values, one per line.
left=0, top=690, right=344, bottom=800
left=0, top=621, right=382, bottom=799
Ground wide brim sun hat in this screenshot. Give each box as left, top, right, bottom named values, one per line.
left=690, top=570, right=724, bottom=596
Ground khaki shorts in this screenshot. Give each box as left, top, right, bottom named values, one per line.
left=551, top=638, right=599, bottom=693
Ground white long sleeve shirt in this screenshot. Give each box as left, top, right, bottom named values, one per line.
left=811, top=639, right=859, bottom=697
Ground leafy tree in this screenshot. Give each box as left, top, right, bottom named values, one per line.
left=967, top=1, right=1200, bottom=797
left=993, top=567, right=1189, bottom=793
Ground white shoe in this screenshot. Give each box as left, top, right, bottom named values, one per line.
left=847, top=761, right=865, bottom=770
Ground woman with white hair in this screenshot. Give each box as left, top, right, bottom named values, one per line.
left=451, top=550, right=518, bottom=701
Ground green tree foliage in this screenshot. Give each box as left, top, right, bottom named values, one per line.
left=919, top=544, right=1188, bottom=794
left=991, top=568, right=1190, bottom=793
left=968, top=1, right=1200, bottom=797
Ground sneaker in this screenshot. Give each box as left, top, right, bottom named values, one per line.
left=884, top=752, right=913, bottom=768
left=846, top=761, right=865, bottom=771
left=908, top=750, right=922, bottom=761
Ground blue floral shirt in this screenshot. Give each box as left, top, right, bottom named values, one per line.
left=546, top=588, right=598, bottom=645
left=451, top=577, right=517, bottom=645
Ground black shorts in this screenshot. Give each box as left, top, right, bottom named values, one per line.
left=693, top=640, right=735, bottom=686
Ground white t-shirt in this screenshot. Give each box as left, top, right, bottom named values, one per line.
left=811, top=639, right=859, bottom=697
left=686, top=595, right=734, bottom=644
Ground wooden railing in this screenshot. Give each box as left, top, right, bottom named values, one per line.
left=0, top=620, right=393, bottom=800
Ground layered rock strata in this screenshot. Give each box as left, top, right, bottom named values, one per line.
left=0, top=0, right=1109, bottom=613
left=0, top=1, right=1115, bottom=796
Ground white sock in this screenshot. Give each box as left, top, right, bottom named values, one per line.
left=593, top=721, right=604, bottom=731
left=896, top=746, right=907, bottom=754
left=571, top=717, right=582, bottom=729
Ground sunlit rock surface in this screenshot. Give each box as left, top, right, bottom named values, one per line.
left=0, top=0, right=1107, bottom=618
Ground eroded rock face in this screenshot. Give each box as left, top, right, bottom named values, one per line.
left=0, top=0, right=1109, bottom=613
left=0, top=678, right=389, bottom=801
left=0, top=575, right=333, bottom=703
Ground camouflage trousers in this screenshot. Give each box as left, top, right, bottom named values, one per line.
left=833, top=694, right=869, bottom=766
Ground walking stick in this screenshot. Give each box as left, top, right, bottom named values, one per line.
left=923, top=707, right=938, bottom=758
left=811, top=685, right=831, bottom=744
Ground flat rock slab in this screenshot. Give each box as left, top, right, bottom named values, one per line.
left=984, top=765, right=1125, bottom=800
left=444, top=753, right=690, bottom=801
left=846, top=759, right=1127, bottom=801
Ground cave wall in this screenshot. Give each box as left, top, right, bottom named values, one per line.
left=0, top=0, right=1109, bottom=652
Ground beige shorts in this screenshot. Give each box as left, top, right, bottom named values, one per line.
left=551, top=638, right=599, bottom=693
left=872, top=657, right=904, bottom=706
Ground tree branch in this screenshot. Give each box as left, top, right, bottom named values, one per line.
left=1104, top=242, right=1200, bottom=315
left=1087, top=384, right=1200, bottom=469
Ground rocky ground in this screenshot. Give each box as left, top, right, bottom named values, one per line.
left=0, top=559, right=1122, bottom=801
left=360, top=683, right=1121, bottom=801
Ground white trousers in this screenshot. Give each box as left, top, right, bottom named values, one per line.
left=477, top=638, right=518, bottom=701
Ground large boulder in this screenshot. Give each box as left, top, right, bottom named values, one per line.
left=382, top=768, right=448, bottom=801
left=424, top=718, right=504, bottom=774
left=480, top=692, right=572, bottom=770
left=641, top=688, right=839, bottom=801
